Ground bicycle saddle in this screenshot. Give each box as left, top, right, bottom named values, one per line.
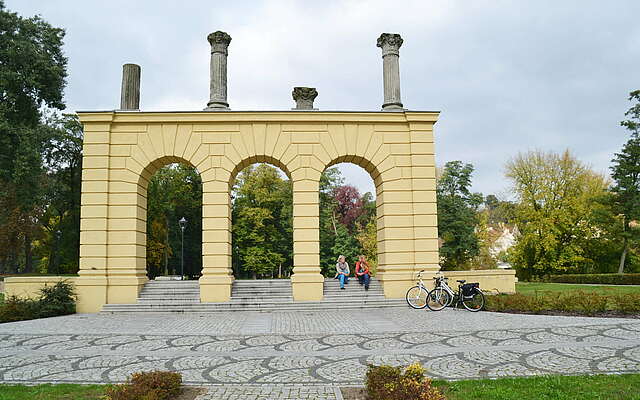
left=457, top=279, right=466, bottom=283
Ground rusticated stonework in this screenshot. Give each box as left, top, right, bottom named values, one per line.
left=74, top=110, right=440, bottom=312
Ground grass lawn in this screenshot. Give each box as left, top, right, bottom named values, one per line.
left=517, top=281, right=640, bottom=296
left=0, top=384, right=107, bottom=400
left=0, top=293, right=3, bottom=303
left=436, top=374, right=640, bottom=400
left=4, top=375, right=640, bottom=400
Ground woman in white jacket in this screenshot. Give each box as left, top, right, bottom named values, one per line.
left=335, top=255, right=350, bottom=290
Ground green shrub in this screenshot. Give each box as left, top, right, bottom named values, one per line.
left=486, top=290, right=640, bottom=316
left=0, top=296, right=40, bottom=322
left=106, top=371, right=182, bottom=400
left=485, top=293, right=546, bottom=314
left=544, top=291, right=574, bottom=313
left=38, top=281, right=76, bottom=317
left=0, top=280, right=75, bottom=323
left=569, top=291, right=610, bottom=315
left=548, top=273, right=640, bottom=285
left=366, top=363, right=445, bottom=400
left=610, top=293, right=640, bottom=314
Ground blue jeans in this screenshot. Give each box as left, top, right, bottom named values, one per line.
left=339, top=274, right=349, bottom=288
left=358, top=273, right=370, bottom=287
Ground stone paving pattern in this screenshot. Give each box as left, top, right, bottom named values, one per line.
left=0, top=310, right=638, bottom=399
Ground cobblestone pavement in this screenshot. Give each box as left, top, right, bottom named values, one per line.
left=0, top=310, right=638, bottom=399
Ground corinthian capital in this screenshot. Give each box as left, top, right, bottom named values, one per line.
left=377, top=33, right=403, bottom=56
left=292, top=87, right=318, bottom=110
left=207, top=31, right=232, bottom=54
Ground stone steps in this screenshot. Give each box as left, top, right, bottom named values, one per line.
left=102, top=276, right=406, bottom=313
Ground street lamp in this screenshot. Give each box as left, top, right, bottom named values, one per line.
left=179, top=217, right=187, bottom=280
left=54, top=230, right=62, bottom=275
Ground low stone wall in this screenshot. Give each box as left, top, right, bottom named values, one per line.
left=4, top=276, right=77, bottom=299
left=380, top=268, right=516, bottom=298
left=439, top=269, right=516, bottom=294
left=0, top=280, right=4, bottom=294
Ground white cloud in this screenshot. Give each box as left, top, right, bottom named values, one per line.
left=7, top=0, right=640, bottom=196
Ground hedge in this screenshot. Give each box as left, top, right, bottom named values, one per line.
left=547, top=273, right=640, bottom=285
left=486, top=291, right=640, bottom=316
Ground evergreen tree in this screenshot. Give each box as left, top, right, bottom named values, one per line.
left=611, top=90, right=640, bottom=273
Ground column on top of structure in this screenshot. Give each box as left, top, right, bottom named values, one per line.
left=120, top=63, right=141, bottom=110
left=205, top=31, right=232, bottom=111
left=377, top=33, right=404, bottom=111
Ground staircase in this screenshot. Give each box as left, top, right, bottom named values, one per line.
left=101, top=277, right=406, bottom=313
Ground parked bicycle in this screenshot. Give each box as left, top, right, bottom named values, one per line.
left=405, top=270, right=485, bottom=312
left=426, top=272, right=484, bottom=312
left=405, top=270, right=429, bottom=309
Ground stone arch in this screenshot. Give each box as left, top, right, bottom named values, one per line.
left=134, top=156, right=202, bottom=279
left=229, top=155, right=292, bottom=184
left=322, top=152, right=407, bottom=283
left=227, top=155, right=293, bottom=279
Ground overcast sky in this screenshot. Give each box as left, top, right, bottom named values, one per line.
left=8, top=0, right=640, bottom=199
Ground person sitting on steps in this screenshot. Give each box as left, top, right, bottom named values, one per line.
left=355, top=255, right=371, bottom=291
left=335, top=255, right=350, bottom=290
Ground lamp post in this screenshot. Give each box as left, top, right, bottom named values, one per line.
left=179, top=217, right=187, bottom=280
left=54, top=229, right=62, bottom=275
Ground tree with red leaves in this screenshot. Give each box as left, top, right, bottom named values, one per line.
left=332, top=185, right=364, bottom=232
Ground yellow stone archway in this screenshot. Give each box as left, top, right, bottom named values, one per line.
left=75, top=111, right=440, bottom=312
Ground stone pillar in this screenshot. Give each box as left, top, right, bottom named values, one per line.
left=205, top=31, right=232, bottom=110
left=292, top=87, right=318, bottom=110
left=120, top=64, right=141, bottom=111
left=199, top=179, right=234, bottom=302
left=291, top=174, right=323, bottom=301
left=377, top=33, right=404, bottom=111
left=76, top=118, right=112, bottom=313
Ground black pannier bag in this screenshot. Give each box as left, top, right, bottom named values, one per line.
left=461, top=283, right=479, bottom=296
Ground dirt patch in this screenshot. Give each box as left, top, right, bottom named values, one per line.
left=175, top=386, right=207, bottom=400
left=340, top=387, right=367, bottom=400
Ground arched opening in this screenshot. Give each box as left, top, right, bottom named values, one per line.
left=320, top=162, right=378, bottom=278
left=144, top=162, right=202, bottom=280
left=230, top=161, right=293, bottom=279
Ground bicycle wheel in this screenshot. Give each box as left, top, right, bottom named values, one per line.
left=405, top=286, right=429, bottom=309
left=426, top=287, right=451, bottom=311
left=461, top=289, right=485, bottom=312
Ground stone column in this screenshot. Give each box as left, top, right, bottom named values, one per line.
left=120, top=64, right=141, bottom=110
left=205, top=31, right=232, bottom=110
left=377, top=33, right=404, bottom=111
left=292, top=87, right=318, bottom=110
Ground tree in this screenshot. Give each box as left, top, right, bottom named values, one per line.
left=331, top=223, right=360, bottom=270
left=356, top=219, right=378, bottom=274
left=610, top=90, right=640, bottom=274
left=0, top=2, right=67, bottom=274
left=505, top=150, right=610, bottom=279
left=437, top=161, right=483, bottom=270
left=35, top=114, right=83, bottom=273
left=332, top=185, right=364, bottom=230
left=319, top=167, right=343, bottom=275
